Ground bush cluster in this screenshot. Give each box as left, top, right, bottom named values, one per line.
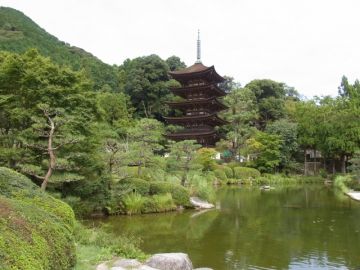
left=0, top=167, right=76, bottom=270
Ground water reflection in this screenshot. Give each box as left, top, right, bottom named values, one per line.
left=100, top=185, right=360, bottom=270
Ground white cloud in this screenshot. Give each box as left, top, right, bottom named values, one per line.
left=2, top=0, right=360, bottom=97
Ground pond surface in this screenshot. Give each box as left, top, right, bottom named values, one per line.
left=99, top=185, right=360, bottom=269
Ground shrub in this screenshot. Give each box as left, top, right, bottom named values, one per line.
left=122, top=193, right=146, bottom=215
left=334, top=175, right=358, bottom=192
left=143, top=193, right=176, bottom=213
left=223, top=166, right=234, bottom=178
left=116, top=178, right=150, bottom=196
left=233, top=167, right=261, bottom=180
left=74, top=222, right=147, bottom=269
left=214, top=169, right=228, bottom=182
left=0, top=167, right=76, bottom=270
left=149, top=181, right=190, bottom=207
left=189, top=174, right=216, bottom=203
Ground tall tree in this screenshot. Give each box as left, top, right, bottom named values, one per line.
left=120, top=55, right=171, bottom=118
left=167, top=140, right=201, bottom=186
left=166, top=56, right=186, bottom=71
left=0, top=49, right=102, bottom=190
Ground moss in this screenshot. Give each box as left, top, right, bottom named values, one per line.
left=0, top=167, right=76, bottom=270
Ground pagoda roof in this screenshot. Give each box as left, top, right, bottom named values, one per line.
left=169, top=63, right=225, bottom=83
left=166, top=97, right=228, bottom=111
left=166, top=129, right=217, bottom=138
left=170, top=83, right=226, bottom=98
left=163, top=113, right=228, bottom=126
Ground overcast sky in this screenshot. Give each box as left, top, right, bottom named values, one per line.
left=2, top=0, right=360, bottom=97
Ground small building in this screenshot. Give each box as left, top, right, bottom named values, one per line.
left=164, top=31, right=228, bottom=146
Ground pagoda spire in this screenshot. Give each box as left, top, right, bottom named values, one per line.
left=196, top=30, right=201, bottom=63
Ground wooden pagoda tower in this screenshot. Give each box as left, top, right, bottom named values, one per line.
left=164, top=31, right=228, bottom=146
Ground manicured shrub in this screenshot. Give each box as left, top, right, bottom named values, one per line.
left=116, top=178, right=150, bottom=196
left=233, top=167, right=261, bottom=180
left=0, top=167, right=76, bottom=270
left=149, top=181, right=190, bottom=206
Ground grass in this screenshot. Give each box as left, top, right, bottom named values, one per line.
left=74, top=222, right=147, bottom=270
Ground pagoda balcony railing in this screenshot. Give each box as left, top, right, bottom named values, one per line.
left=185, top=110, right=211, bottom=116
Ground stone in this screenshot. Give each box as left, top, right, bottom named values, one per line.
left=96, top=262, right=110, bottom=270
left=138, top=265, right=159, bottom=270
left=145, top=253, right=193, bottom=270
left=190, top=197, right=214, bottom=209
left=110, top=267, right=126, bottom=270
left=113, top=258, right=142, bottom=268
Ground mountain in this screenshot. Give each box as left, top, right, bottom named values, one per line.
left=0, top=6, right=119, bottom=91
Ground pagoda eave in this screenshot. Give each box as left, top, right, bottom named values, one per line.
left=164, top=114, right=228, bottom=126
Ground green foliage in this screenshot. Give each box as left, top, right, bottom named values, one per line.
left=266, top=119, right=299, bottom=171
left=195, top=148, right=218, bottom=171
left=233, top=167, right=261, bottom=180
left=116, top=178, right=150, bottom=196
left=245, top=131, right=282, bottom=173
left=166, top=56, right=186, bottom=71
left=334, top=175, right=352, bottom=193
left=149, top=181, right=190, bottom=206
left=74, top=222, right=146, bottom=269
left=214, top=169, right=228, bottom=182
left=0, top=167, right=76, bottom=270
left=143, top=193, right=176, bottom=213
left=0, top=7, right=120, bottom=91
left=223, top=166, right=234, bottom=178
left=167, top=140, right=201, bottom=185
left=188, top=174, right=216, bottom=203
left=122, top=193, right=146, bottom=215
left=121, top=54, right=172, bottom=118
left=348, top=150, right=360, bottom=180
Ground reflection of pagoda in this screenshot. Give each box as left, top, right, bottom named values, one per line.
left=164, top=31, right=228, bottom=146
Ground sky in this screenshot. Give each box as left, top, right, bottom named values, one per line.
left=2, top=0, right=360, bottom=97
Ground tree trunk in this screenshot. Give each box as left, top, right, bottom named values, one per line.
left=304, top=149, right=307, bottom=176
left=332, top=159, right=336, bottom=174
left=341, top=154, right=346, bottom=173
left=314, top=148, right=317, bottom=175
left=41, top=115, right=55, bottom=191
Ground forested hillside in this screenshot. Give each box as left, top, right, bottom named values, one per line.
left=0, top=7, right=119, bottom=91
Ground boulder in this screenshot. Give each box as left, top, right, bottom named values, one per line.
left=96, top=262, right=110, bottom=270
left=110, top=267, right=126, bottom=270
left=145, top=253, right=193, bottom=270
left=138, top=265, right=159, bottom=270
left=113, top=259, right=142, bottom=268
left=190, top=197, right=214, bottom=209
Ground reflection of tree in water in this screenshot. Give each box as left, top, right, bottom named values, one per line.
left=209, top=186, right=360, bottom=270
left=101, top=185, right=360, bottom=270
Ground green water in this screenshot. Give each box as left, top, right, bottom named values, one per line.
left=100, top=185, right=360, bottom=269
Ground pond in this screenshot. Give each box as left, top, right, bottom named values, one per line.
left=99, top=185, right=360, bottom=270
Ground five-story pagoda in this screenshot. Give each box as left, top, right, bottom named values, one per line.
left=164, top=32, right=228, bottom=146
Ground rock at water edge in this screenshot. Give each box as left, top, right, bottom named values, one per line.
left=145, top=253, right=193, bottom=270
left=190, top=197, right=214, bottom=209
left=113, top=259, right=142, bottom=268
